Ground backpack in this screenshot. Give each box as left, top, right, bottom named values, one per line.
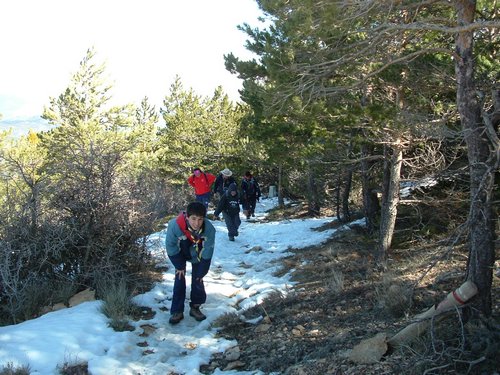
left=246, top=179, right=256, bottom=195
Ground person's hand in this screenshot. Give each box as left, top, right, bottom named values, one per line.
left=175, top=269, right=186, bottom=279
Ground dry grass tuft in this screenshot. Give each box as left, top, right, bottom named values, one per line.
left=100, top=278, right=137, bottom=331
left=213, top=311, right=240, bottom=327
left=324, top=269, right=344, bottom=296
left=0, top=363, right=31, bottom=375
left=375, top=273, right=413, bottom=318
left=57, top=361, right=89, bottom=375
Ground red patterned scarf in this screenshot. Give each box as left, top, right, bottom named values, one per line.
left=176, top=212, right=204, bottom=260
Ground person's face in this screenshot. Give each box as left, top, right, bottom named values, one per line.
left=187, top=214, right=204, bottom=231
left=230, top=190, right=237, bottom=196
left=194, top=170, right=201, bottom=177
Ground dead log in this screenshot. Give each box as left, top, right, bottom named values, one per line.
left=388, top=280, right=478, bottom=348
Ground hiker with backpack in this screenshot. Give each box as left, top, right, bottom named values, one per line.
left=212, top=168, right=237, bottom=200
left=213, top=182, right=242, bottom=241
left=241, top=171, right=261, bottom=220
left=187, top=167, right=216, bottom=210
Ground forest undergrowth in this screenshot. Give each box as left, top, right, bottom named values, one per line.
left=3, top=197, right=497, bottom=375
left=205, top=200, right=500, bottom=375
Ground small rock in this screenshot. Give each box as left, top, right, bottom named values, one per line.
left=224, top=346, right=240, bottom=361
left=139, top=324, right=156, bottom=337
left=69, top=288, right=95, bottom=307
left=52, top=303, right=67, bottom=311
left=223, top=360, right=245, bottom=371
left=39, top=306, right=52, bottom=315
left=292, top=328, right=302, bottom=336
left=349, top=333, right=388, bottom=364
left=245, top=246, right=263, bottom=253
left=255, top=323, right=272, bottom=333
left=294, top=324, right=305, bottom=331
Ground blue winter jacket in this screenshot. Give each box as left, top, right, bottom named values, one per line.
left=165, top=213, right=216, bottom=274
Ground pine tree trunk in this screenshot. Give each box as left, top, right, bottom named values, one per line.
left=361, top=143, right=380, bottom=233
left=377, top=142, right=403, bottom=262
left=335, top=173, right=342, bottom=220
left=31, top=185, right=39, bottom=236
left=341, top=168, right=352, bottom=222
left=455, top=0, right=496, bottom=316
left=306, top=160, right=320, bottom=216
left=278, top=164, right=284, bottom=207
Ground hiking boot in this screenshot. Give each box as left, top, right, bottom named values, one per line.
left=251, top=213, right=255, bottom=217
left=169, top=312, right=184, bottom=325
left=189, top=305, right=206, bottom=321
left=229, top=236, right=235, bottom=241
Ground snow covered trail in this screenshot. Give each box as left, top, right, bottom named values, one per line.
left=0, top=199, right=346, bottom=375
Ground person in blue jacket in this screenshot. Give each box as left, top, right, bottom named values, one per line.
left=165, top=201, right=216, bottom=324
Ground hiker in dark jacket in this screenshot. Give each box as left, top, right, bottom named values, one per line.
left=212, top=168, right=237, bottom=198
left=214, top=182, right=241, bottom=241
left=241, top=171, right=261, bottom=219
left=165, top=202, right=216, bottom=324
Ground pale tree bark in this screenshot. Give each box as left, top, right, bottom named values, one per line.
left=377, top=140, right=403, bottom=262
left=455, top=0, right=496, bottom=316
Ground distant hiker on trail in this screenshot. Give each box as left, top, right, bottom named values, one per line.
left=214, top=182, right=241, bottom=242
left=165, top=201, right=216, bottom=325
left=241, top=171, right=261, bottom=220
left=213, top=168, right=237, bottom=197
left=187, top=167, right=216, bottom=210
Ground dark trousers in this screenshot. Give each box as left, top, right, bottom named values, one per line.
left=171, top=261, right=207, bottom=313
left=222, top=212, right=241, bottom=237
left=195, top=192, right=211, bottom=210
left=247, top=196, right=257, bottom=215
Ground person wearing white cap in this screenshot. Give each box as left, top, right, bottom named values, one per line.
left=212, top=168, right=237, bottom=200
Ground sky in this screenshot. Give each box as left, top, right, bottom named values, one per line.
left=0, top=0, right=264, bottom=127
left=0, top=198, right=364, bottom=375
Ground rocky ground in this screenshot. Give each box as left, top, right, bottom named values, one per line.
left=200, top=205, right=500, bottom=375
